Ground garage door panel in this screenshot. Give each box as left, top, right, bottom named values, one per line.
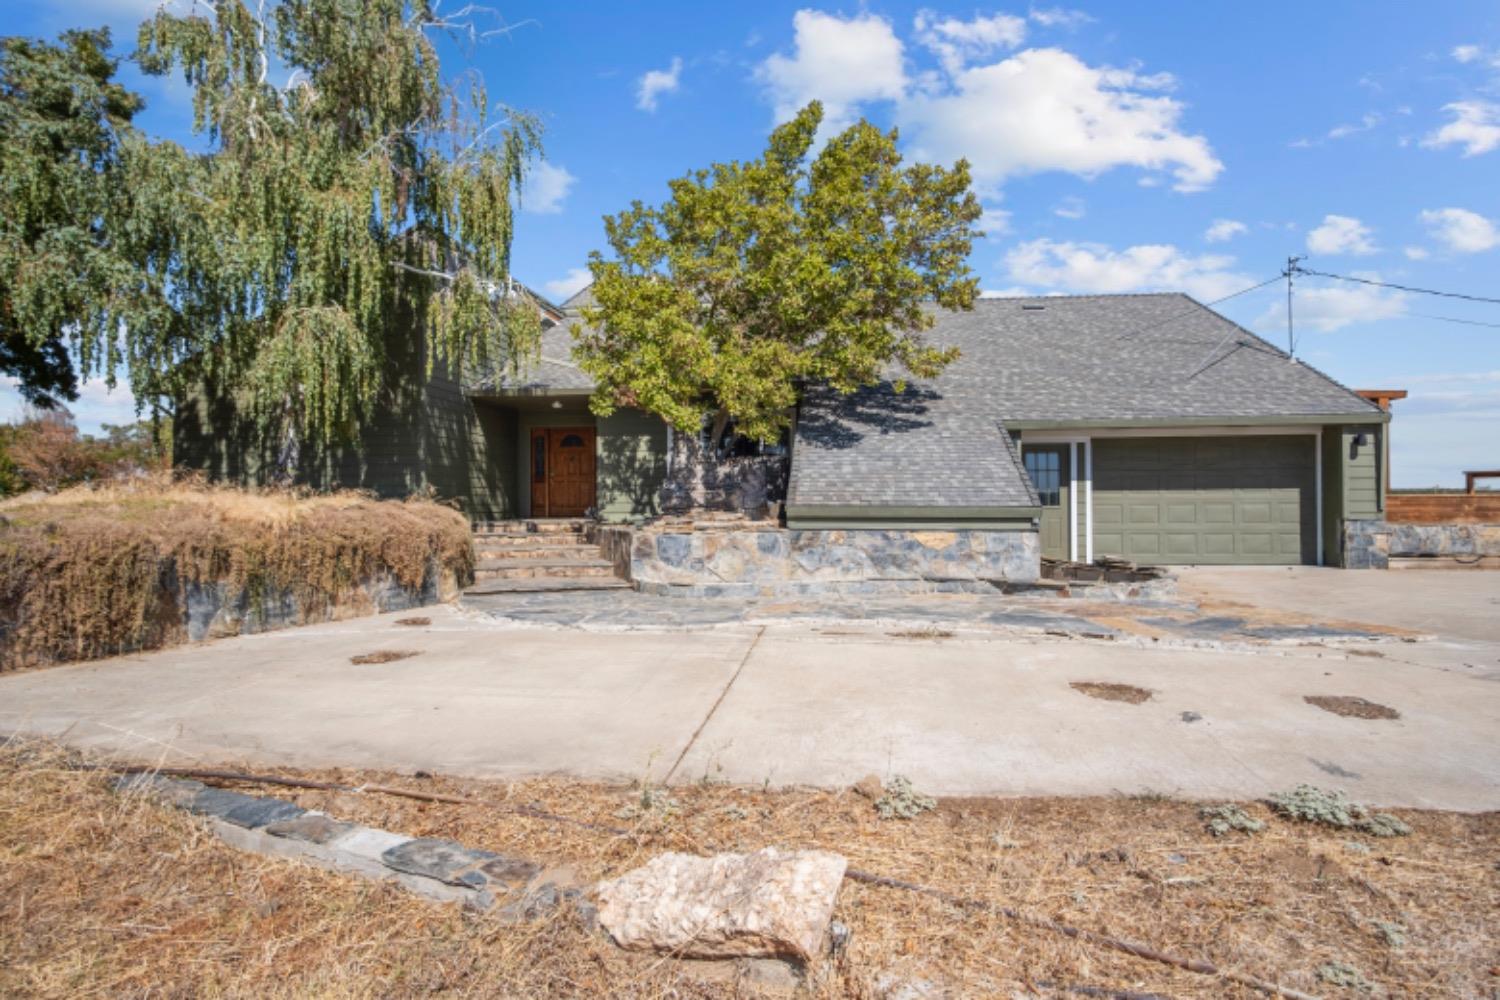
left=1202, top=502, right=1235, bottom=523
left=1092, top=435, right=1315, bottom=566
left=1165, top=503, right=1198, bottom=524
left=1203, top=533, right=1237, bottom=555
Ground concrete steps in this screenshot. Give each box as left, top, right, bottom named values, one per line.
left=475, top=557, right=618, bottom=580
left=465, top=576, right=631, bottom=596
left=466, top=519, right=627, bottom=595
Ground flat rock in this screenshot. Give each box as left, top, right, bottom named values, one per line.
left=189, top=787, right=305, bottom=829
left=381, top=837, right=541, bottom=891
left=264, top=813, right=354, bottom=845
left=595, top=847, right=847, bottom=961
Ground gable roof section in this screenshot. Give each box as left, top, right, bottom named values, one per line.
left=935, top=293, right=1381, bottom=425
left=788, top=381, right=1039, bottom=514
left=787, top=293, right=1380, bottom=515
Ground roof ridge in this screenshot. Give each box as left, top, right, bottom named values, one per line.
left=975, top=291, right=1189, bottom=302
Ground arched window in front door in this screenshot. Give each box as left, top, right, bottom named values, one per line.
left=559, top=433, right=586, bottom=448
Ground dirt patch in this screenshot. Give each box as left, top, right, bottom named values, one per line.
left=888, top=628, right=955, bottom=640
left=349, top=649, right=421, bottom=665
left=1304, top=695, right=1401, bottom=720
left=1346, top=648, right=1386, bottom=658
left=394, top=616, right=431, bottom=627
left=2, top=739, right=1496, bottom=998
left=1072, top=681, right=1153, bottom=704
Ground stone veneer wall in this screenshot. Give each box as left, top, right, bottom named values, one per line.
left=611, top=526, right=1039, bottom=597
left=181, top=559, right=459, bottom=642
left=1343, top=519, right=1500, bottom=569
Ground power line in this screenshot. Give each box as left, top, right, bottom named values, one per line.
left=1116, top=273, right=1285, bottom=340
left=1293, top=266, right=1500, bottom=306
left=1408, top=312, right=1500, bottom=330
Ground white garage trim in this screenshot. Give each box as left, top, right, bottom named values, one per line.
left=1069, top=441, right=1078, bottom=561
left=1315, top=428, right=1324, bottom=567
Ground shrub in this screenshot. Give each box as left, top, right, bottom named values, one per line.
left=1199, top=804, right=1265, bottom=837
left=1266, top=785, right=1412, bottom=837
left=0, top=477, right=472, bottom=669
left=874, top=775, right=937, bottom=820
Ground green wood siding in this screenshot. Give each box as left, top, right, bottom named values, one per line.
left=597, top=408, right=668, bottom=522
left=1321, top=428, right=1345, bottom=567
left=1341, top=425, right=1382, bottom=519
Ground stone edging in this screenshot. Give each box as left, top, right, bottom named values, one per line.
left=113, top=773, right=591, bottom=922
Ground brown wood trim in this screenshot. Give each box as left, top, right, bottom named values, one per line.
left=1387, top=493, right=1500, bottom=524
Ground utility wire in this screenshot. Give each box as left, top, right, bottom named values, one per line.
left=1293, top=266, right=1500, bottom=306
left=1406, top=312, right=1500, bottom=330
left=1115, top=273, right=1284, bottom=340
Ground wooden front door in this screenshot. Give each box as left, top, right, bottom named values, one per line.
left=529, top=426, right=596, bottom=517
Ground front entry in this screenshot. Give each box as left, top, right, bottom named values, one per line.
left=529, top=426, right=596, bottom=517
left=1023, top=444, right=1071, bottom=561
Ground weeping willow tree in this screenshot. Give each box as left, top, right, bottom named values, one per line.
left=118, top=0, right=543, bottom=476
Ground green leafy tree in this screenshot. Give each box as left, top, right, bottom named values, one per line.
left=3, top=2, right=543, bottom=481
left=577, top=101, right=983, bottom=443
left=0, top=29, right=143, bottom=409
left=130, top=0, right=544, bottom=476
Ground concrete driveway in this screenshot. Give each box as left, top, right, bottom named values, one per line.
left=2, top=570, right=1498, bottom=811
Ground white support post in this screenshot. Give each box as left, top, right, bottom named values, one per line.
left=1315, top=429, right=1324, bottom=566
left=1069, top=441, right=1079, bottom=562
left=1084, top=439, right=1094, bottom=564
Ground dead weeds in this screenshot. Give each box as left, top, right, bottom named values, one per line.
left=1071, top=681, right=1153, bottom=705
left=350, top=649, right=422, bottom=665
left=2, top=737, right=1496, bottom=998
left=1304, top=695, right=1402, bottom=720
left=395, top=616, right=432, bottom=627
left=0, top=477, right=471, bottom=671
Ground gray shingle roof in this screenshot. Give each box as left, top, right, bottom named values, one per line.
left=467, top=318, right=594, bottom=394
left=787, top=382, right=1038, bottom=509
left=928, top=293, right=1380, bottom=424
left=788, top=293, right=1379, bottom=510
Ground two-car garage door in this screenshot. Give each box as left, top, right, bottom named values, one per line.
left=1092, top=436, right=1316, bottom=565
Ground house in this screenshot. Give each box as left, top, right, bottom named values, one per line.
left=175, top=286, right=1389, bottom=580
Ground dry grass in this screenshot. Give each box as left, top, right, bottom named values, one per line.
left=1071, top=681, right=1154, bottom=705
left=1304, top=696, right=1402, bottom=721
left=2, top=738, right=1496, bottom=998
left=0, top=476, right=472, bottom=671
left=349, top=650, right=422, bottom=665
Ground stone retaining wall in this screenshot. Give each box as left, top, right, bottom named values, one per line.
left=181, top=558, right=459, bottom=642
left=619, top=526, right=1039, bottom=597
left=1343, top=519, right=1500, bottom=569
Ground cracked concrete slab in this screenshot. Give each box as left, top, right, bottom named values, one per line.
left=3, top=570, right=1499, bottom=811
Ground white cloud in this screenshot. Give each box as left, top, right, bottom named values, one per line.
left=1404, top=245, right=1430, bottom=260
left=1029, top=7, right=1093, bottom=29
left=636, top=57, right=683, bottom=112
left=1258, top=276, right=1406, bottom=333
left=979, top=286, right=1036, bottom=298
left=1420, top=207, right=1500, bottom=253
left=1204, top=219, right=1247, bottom=243
left=913, top=10, right=1026, bottom=76
left=901, top=48, right=1222, bottom=192
left=1422, top=101, right=1500, bottom=156
left=1326, top=112, right=1381, bottom=140
left=1053, top=196, right=1085, bottom=219
left=542, top=268, right=592, bottom=303
left=1306, top=214, right=1377, bottom=256
left=1453, top=44, right=1483, bottom=64
left=977, top=206, right=1012, bottom=238
left=755, top=10, right=907, bottom=133
left=1003, top=238, right=1249, bottom=301
left=522, top=162, right=576, bottom=215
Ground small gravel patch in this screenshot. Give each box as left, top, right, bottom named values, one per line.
left=1071, top=681, right=1152, bottom=705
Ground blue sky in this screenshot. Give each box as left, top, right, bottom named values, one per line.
left=4, top=0, right=1499, bottom=486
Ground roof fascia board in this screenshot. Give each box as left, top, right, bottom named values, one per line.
left=1006, top=413, right=1389, bottom=431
